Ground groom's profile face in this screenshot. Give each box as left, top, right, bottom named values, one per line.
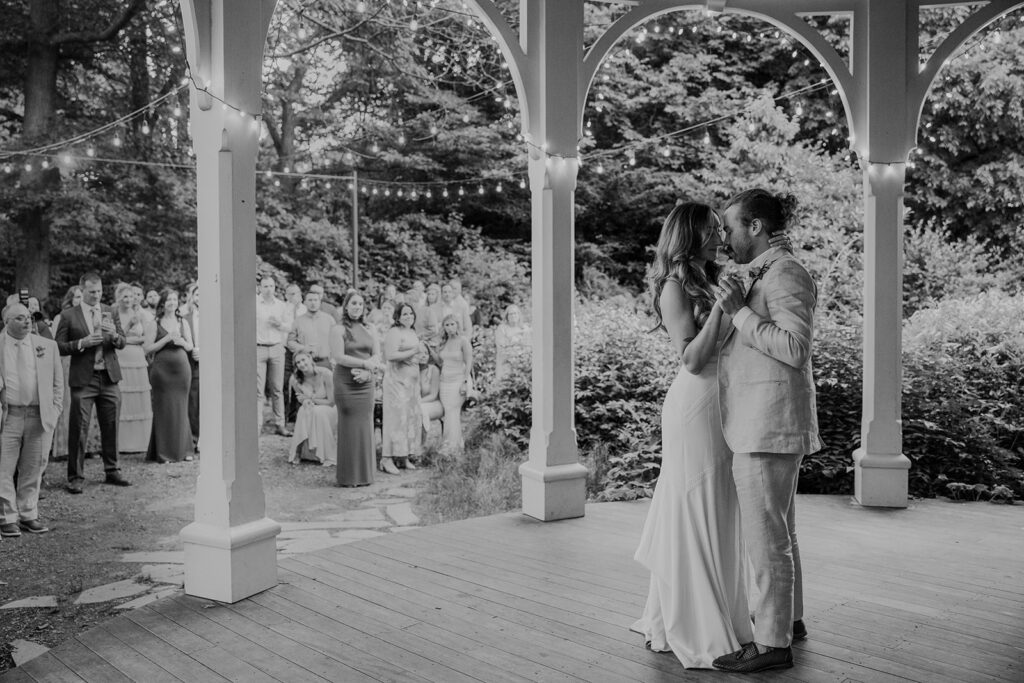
left=721, top=206, right=755, bottom=265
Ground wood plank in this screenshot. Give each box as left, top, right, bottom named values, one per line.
left=0, top=668, right=40, bottom=683
left=13, top=652, right=87, bottom=683
left=125, top=605, right=278, bottom=683
left=245, top=591, right=509, bottom=683
left=75, top=626, right=181, bottom=683
left=102, top=616, right=230, bottom=683
left=48, top=639, right=132, bottom=683
left=284, top=554, right=638, bottom=683
left=150, top=598, right=335, bottom=683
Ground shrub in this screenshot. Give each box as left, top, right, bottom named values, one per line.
left=901, top=290, right=1024, bottom=499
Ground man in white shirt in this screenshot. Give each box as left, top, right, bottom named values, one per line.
left=0, top=303, right=63, bottom=537
left=288, top=290, right=335, bottom=370
left=256, top=276, right=292, bottom=437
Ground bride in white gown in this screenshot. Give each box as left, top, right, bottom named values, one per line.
left=630, top=201, right=754, bottom=668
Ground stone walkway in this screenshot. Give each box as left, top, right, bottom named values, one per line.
left=2, top=474, right=427, bottom=667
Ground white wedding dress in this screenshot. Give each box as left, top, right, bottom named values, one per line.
left=631, top=327, right=753, bottom=668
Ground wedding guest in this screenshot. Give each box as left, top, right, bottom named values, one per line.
left=437, top=314, right=473, bottom=452
left=308, top=283, right=338, bottom=322
left=49, top=286, right=81, bottom=462
left=55, top=272, right=130, bottom=492
left=256, top=276, right=292, bottom=437
left=370, top=299, right=396, bottom=342
left=283, top=283, right=306, bottom=424
left=143, top=289, right=194, bottom=463
left=0, top=303, right=63, bottom=538
left=382, top=304, right=421, bottom=473
left=423, top=283, right=446, bottom=344
left=181, top=283, right=200, bottom=449
left=494, top=304, right=530, bottom=383
left=26, top=297, right=52, bottom=340
left=448, top=277, right=474, bottom=338
left=287, top=351, right=336, bottom=466
left=406, top=280, right=426, bottom=309
left=113, top=283, right=152, bottom=453
left=331, top=291, right=383, bottom=487
left=141, top=289, right=160, bottom=321
left=418, top=347, right=443, bottom=449
left=288, top=289, right=334, bottom=369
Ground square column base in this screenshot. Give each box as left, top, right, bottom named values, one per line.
left=181, top=517, right=281, bottom=603
left=519, top=462, right=589, bottom=521
left=853, top=448, right=911, bottom=508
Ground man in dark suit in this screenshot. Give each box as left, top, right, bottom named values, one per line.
left=55, top=272, right=130, bottom=493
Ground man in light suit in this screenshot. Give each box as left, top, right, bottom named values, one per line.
left=712, top=189, right=822, bottom=674
left=55, top=272, right=130, bottom=493
left=0, top=303, right=64, bottom=538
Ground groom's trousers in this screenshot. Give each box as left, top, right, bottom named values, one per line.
left=733, top=452, right=804, bottom=649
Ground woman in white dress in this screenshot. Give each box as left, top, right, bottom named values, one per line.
left=630, top=201, right=753, bottom=668
left=287, top=351, right=337, bottom=465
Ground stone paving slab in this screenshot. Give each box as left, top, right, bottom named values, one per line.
left=113, top=588, right=180, bottom=611
left=10, top=639, right=49, bottom=666
left=322, top=507, right=388, bottom=522
left=74, top=579, right=150, bottom=605
left=358, top=498, right=409, bottom=507
left=1, top=595, right=58, bottom=609
left=118, top=550, right=185, bottom=564
left=386, top=502, right=420, bottom=527
left=138, top=564, right=186, bottom=586
left=385, top=487, right=420, bottom=498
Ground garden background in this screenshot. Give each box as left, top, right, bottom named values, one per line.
left=2, top=0, right=1022, bottom=516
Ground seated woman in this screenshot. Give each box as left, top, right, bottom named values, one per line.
left=288, top=351, right=337, bottom=465
left=418, top=345, right=443, bottom=449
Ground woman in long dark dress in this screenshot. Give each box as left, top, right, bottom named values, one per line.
left=143, top=289, right=195, bottom=463
left=330, top=291, right=383, bottom=486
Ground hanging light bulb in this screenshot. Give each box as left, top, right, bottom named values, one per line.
left=397, top=133, right=406, bottom=145
left=172, top=106, right=183, bottom=117
left=371, top=141, right=380, bottom=154
left=325, top=182, right=332, bottom=190
left=86, top=146, right=96, bottom=157
left=112, top=135, right=122, bottom=147
left=384, top=188, right=391, bottom=197
left=519, top=179, right=526, bottom=189
left=477, top=185, right=485, bottom=195
left=702, top=132, right=711, bottom=145
left=458, top=186, right=465, bottom=196
left=442, top=188, right=449, bottom=198
left=429, top=124, right=438, bottom=136
left=24, top=162, right=33, bottom=172
left=426, top=189, right=432, bottom=198
left=397, top=188, right=404, bottom=197
left=2, top=164, right=12, bottom=173
left=372, top=187, right=379, bottom=195
left=495, top=183, right=503, bottom=193
left=597, top=163, right=605, bottom=174
left=141, top=122, right=151, bottom=135
left=462, top=114, right=471, bottom=123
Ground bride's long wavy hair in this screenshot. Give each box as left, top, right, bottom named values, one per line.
left=647, top=202, right=722, bottom=332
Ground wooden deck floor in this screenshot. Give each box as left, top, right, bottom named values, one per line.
left=4, top=495, right=1023, bottom=682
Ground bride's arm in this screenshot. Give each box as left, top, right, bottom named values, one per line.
left=660, top=281, right=723, bottom=375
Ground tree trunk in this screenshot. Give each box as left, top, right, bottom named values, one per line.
left=16, top=0, right=62, bottom=302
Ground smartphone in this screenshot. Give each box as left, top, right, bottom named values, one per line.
left=18, top=288, right=29, bottom=306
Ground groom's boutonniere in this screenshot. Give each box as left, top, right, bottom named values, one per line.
left=747, top=259, right=778, bottom=290
left=34, top=345, right=46, bottom=358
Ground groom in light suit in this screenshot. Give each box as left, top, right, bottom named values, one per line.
left=0, top=303, right=64, bottom=538
left=712, top=189, right=822, bottom=674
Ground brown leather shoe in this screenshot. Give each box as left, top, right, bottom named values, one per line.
left=0, top=523, right=21, bottom=538
left=713, top=643, right=793, bottom=673
left=793, top=619, right=808, bottom=641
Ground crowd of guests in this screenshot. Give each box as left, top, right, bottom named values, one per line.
left=0, top=270, right=531, bottom=538
left=261, top=276, right=530, bottom=487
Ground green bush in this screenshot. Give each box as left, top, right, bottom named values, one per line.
left=901, top=290, right=1024, bottom=500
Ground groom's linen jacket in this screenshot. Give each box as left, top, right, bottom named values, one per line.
left=718, top=246, right=823, bottom=455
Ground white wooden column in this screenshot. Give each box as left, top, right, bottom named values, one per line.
left=518, top=0, right=588, bottom=521
left=850, top=0, right=912, bottom=507
left=178, top=0, right=281, bottom=602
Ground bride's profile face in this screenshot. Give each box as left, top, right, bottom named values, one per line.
left=698, top=215, right=724, bottom=264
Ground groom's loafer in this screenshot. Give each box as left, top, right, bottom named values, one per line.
left=712, top=643, right=793, bottom=673
left=793, top=619, right=808, bottom=641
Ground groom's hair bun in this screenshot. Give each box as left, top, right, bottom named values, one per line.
left=725, top=189, right=798, bottom=234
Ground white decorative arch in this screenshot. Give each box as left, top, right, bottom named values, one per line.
left=462, top=1, right=534, bottom=134
left=912, top=1, right=1024, bottom=142
left=580, top=2, right=856, bottom=140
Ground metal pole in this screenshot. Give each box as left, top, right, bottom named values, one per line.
left=351, top=168, right=359, bottom=289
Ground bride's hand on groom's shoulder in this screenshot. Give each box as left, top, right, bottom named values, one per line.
left=768, top=232, right=793, bottom=251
